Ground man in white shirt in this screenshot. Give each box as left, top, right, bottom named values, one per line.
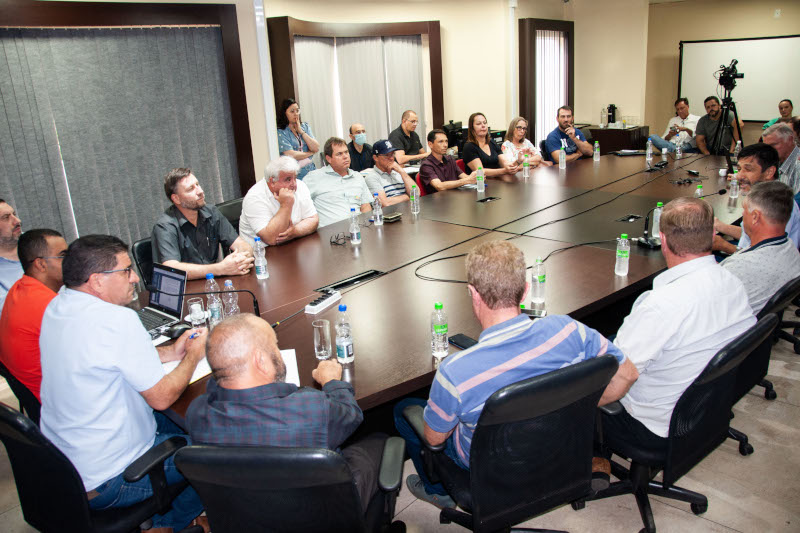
left=649, top=98, right=701, bottom=154
left=361, top=139, right=416, bottom=207
left=40, top=235, right=209, bottom=532
left=239, top=156, right=319, bottom=247
left=0, top=199, right=23, bottom=312
left=597, top=197, right=755, bottom=462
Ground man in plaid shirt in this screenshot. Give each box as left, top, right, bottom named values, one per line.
left=186, top=314, right=385, bottom=509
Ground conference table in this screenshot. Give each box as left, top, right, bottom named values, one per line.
left=163, top=153, right=739, bottom=422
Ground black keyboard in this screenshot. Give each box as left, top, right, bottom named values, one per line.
left=137, top=308, right=173, bottom=331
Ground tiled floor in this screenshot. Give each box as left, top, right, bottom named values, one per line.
left=1, top=333, right=798, bottom=532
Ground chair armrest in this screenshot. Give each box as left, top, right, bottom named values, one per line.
left=378, top=436, right=406, bottom=492
left=599, top=401, right=623, bottom=416
left=123, top=436, right=187, bottom=482
left=402, top=404, right=445, bottom=452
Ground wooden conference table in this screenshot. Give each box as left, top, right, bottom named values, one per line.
left=166, top=153, right=738, bottom=420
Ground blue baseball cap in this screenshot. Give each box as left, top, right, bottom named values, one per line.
left=373, top=139, right=399, bottom=155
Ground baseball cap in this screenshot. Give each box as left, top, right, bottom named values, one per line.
left=373, top=139, right=399, bottom=155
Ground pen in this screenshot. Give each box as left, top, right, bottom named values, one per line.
left=189, top=332, right=199, bottom=340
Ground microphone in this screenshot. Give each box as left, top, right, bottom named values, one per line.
left=697, top=189, right=727, bottom=199
left=636, top=207, right=660, bottom=250
left=146, top=285, right=261, bottom=317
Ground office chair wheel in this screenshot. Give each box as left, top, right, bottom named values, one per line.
left=794, top=340, right=800, bottom=354
left=795, top=308, right=800, bottom=318
left=439, top=514, right=451, bottom=525
left=765, top=388, right=778, bottom=400
left=571, top=500, right=585, bottom=511
left=690, top=502, right=708, bottom=515
left=738, top=442, right=754, bottom=456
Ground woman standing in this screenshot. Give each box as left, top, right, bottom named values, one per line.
left=276, top=98, right=320, bottom=180
left=502, top=117, right=550, bottom=168
left=461, top=112, right=518, bottom=177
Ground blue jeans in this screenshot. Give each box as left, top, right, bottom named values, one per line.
left=393, top=398, right=466, bottom=496
left=88, top=412, right=203, bottom=530
left=649, top=135, right=696, bottom=154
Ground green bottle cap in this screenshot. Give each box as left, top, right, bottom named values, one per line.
left=520, top=304, right=525, bottom=309
left=434, top=302, right=443, bottom=310
left=535, top=256, right=543, bottom=264
left=621, top=233, right=628, bottom=239
left=697, top=184, right=702, bottom=189
left=412, top=184, right=417, bottom=188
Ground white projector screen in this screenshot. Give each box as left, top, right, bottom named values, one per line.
left=679, top=36, right=800, bottom=122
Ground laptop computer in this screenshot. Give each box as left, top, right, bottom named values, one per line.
left=137, top=263, right=187, bottom=346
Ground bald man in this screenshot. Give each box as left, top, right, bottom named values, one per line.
left=347, top=123, right=374, bottom=172
left=185, top=314, right=385, bottom=509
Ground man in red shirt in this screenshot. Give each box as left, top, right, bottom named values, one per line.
left=0, top=229, right=67, bottom=400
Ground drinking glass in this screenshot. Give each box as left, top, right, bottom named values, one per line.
left=313, top=319, right=332, bottom=360
left=187, top=297, right=206, bottom=328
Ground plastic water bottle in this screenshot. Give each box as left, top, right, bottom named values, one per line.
left=522, top=154, right=530, bottom=178
left=593, top=141, right=600, bottom=162
left=732, top=140, right=742, bottom=164
left=730, top=170, right=740, bottom=199
left=335, top=304, right=354, bottom=363
left=372, top=194, right=383, bottom=226
left=615, top=234, right=630, bottom=276
left=205, top=274, right=223, bottom=328
left=476, top=167, right=485, bottom=192
left=652, top=202, right=663, bottom=243
left=646, top=137, right=653, bottom=161
left=559, top=147, right=567, bottom=169
left=430, top=302, right=449, bottom=360
left=222, top=280, right=239, bottom=317
left=410, top=185, right=421, bottom=214
left=600, top=107, right=607, bottom=128
left=349, top=208, right=361, bottom=244
left=531, top=257, right=546, bottom=316
left=675, top=144, right=683, bottom=159
left=253, top=237, right=269, bottom=280
left=661, top=149, right=668, bottom=162
left=694, top=184, right=703, bottom=198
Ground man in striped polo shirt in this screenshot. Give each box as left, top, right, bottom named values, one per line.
left=362, top=140, right=416, bottom=207
left=394, top=240, right=639, bottom=509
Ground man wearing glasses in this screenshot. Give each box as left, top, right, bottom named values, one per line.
left=0, top=229, right=66, bottom=401
left=39, top=235, right=209, bottom=532
left=388, top=110, right=429, bottom=165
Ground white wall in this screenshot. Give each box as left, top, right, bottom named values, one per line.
left=565, top=0, right=649, bottom=125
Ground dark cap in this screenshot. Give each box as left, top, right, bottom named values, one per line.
left=373, top=139, right=399, bottom=155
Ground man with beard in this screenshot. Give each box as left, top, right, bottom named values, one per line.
left=544, top=105, right=594, bottom=164
left=152, top=168, right=253, bottom=280
left=695, top=96, right=742, bottom=155
left=186, top=314, right=386, bottom=510
left=0, top=199, right=23, bottom=312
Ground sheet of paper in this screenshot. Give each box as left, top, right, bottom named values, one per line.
left=404, top=165, right=420, bottom=175
left=162, top=349, right=300, bottom=386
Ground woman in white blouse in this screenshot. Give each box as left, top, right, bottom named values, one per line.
left=501, top=117, right=551, bottom=168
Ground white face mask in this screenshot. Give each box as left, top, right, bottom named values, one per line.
left=354, top=133, right=367, bottom=145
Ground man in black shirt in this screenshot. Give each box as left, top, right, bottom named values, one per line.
left=347, top=123, right=374, bottom=172
left=152, top=168, right=253, bottom=280
left=388, top=110, right=429, bottom=165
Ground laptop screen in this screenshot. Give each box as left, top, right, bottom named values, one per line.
left=149, top=263, right=187, bottom=318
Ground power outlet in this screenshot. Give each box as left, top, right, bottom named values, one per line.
left=774, top=9, right=781, bottom=18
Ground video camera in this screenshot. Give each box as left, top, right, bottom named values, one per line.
left=718, top=59, right=744, bottom=92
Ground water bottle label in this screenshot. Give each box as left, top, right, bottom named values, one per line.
left=434, top=324, right=448, bottom=335
left=537, top=274, right=545, bottom=283
left=616, top=250, right=629, bottom=258
left=351, top=231, right=361, bottom=241
left=255, top=264, right=266, bottom=276
left=336, top=343, right=354, bottom=359
left=209, top=305, right=222, bottom=320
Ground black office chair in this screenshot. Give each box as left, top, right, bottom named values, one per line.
left=727, top=276, right=800, bottom=455
left=403, top=354, right=620, bottom=532
left=578, top=314, right=778, bottom=533
left=131, top=237, right=153, bottom=287
left=215, top=197, right=243, bottom=234
left=0, top=402, right=198, bottom=533
left=539, top=140, right=550, bottom=162
left=174, top=437, right=407, bottom=533
left=0, top=360, right=40, bottom=425
left=762, top=275, right=800, bottom=354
